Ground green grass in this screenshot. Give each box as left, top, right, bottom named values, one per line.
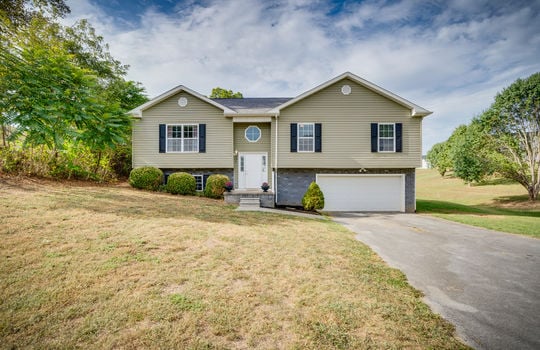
left=0, top=175, right=468, bottom=349
left=416, top=169, right=540, bottom=237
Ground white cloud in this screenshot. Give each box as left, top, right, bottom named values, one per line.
left=64, top=0, right=540, bottom=152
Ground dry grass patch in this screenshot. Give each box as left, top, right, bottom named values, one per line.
left=0, top=176, right=468, bottom=349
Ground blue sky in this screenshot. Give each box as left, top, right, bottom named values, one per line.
left=65, top=0, right=540, bottom=152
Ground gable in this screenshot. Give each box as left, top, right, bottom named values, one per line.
left=143, top=91, right=225, bottom=118
left=281, top=78, right=411, bottom=117
left=129, top=85, right=235, bottom=118
left=271, top=72, right=431, bottom=117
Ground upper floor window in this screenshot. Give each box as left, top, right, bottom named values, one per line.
left=167, top=124, right=198, bottom=152
left=298, top=123, right=314, bottom=152
left=378, top=123, right=395, bottom=152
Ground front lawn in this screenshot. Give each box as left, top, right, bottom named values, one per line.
left=416, top=169, right=540, bottom=238
left=0, top=176, right=467, bottom=349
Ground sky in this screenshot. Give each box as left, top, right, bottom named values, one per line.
left=64, top=0, right=540, bottom=152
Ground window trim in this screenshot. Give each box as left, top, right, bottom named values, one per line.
left=244, top=125, right=261, bottom=143
left=378, top=123, right=396, bottom=153
left=193, top=174, right=203, bottom=191
left=166, top=124, right=199, bottom=153
left=297, top=122, right=315, bottom=153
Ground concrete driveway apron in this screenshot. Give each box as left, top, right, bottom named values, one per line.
left=331, top=213, right=540, bottom=350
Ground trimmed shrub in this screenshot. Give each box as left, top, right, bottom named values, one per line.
left=302, top=181, right=325, bottom=211
left=203, top=174, right=230, bottom=199
left=166, top=172, right=196, bottom=195
left=129, top=166, right=163, bottom=191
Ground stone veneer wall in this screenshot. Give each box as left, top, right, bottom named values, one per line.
left=275, top=168, right=416, bottom=212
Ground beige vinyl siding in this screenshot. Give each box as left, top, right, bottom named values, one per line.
left=277, top=78, right=423, bottom=168
left=233, top=123, right=272, bottom=186
left=132, top=91, right=233, bottom=169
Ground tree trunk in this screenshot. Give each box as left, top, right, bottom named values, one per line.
left=1, top=124, right=6, bottom=148
left=528, top=186, right=537, bottom=201
left=94, top=150, right=102, bottom=175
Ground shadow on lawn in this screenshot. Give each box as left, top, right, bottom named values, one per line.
left=416, top=199, right=540, bottom=218
left=45, top=186, right=300, bottom=226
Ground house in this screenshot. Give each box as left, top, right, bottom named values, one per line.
left=129, top=72, right=432, bottom=212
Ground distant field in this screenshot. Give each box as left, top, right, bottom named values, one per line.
left=416, top=169, right=540, bottom=238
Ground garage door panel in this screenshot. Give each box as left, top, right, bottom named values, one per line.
left=317, top=175, right=404, bottom=212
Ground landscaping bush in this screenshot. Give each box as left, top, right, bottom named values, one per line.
left=129, top=166, right=163, bottom=191
left=204, top=174, right=230, bottom=199
left=302, top=181, right=325, bottom=211
left=166, top=172, right=196, bottom=195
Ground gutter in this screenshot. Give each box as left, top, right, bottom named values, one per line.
left=274, top=113, right=279, bottom=204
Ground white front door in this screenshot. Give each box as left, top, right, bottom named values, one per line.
left=238, top=153, right=267, bottom=189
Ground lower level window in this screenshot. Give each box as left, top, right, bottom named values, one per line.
left=193, top=175, right=203, bottom=191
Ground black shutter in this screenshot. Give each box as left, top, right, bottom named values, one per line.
left=290, top=123, right=297, bottom=152
left=315, top=123, right=322, bottom=152
left=159, top=124, right=166, bottom=153
left=396, top=123, right=402, bottom=152
left=371, top=123, right=378, bottom=152
left=203, top=174, right=210, bottom=190
left=199, top=124, right=206, bottom=153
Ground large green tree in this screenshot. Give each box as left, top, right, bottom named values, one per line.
left=0, top=9, right=147, bottom=178
left=451, top=122, right=491, bottom=185
left=0, top=18, right=132, bottom=153
left=478, top=73, right=540, bottom=200
left=426, top=141, right=451, bottom=176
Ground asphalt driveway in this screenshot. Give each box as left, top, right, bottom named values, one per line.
left=331, top=213, right=540, bottom=350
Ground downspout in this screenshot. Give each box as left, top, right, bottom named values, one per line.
left=274, top=113, right=279, bottom=204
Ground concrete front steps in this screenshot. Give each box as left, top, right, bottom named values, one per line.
left=224, top=190, right=275, bottom=209
left=239, top=197, right=261, bottom=209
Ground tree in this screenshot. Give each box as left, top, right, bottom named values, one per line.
left=478, top=73, right=540, bottom=200
left=209, top=87, right=243, bottom=98
left=426, top=142, right=451, bottom=176
left=0, top=0, right=70, bottom=30
left=0, top=15, right=147, bottom=178
left=451, top=122, right=491, bottom=185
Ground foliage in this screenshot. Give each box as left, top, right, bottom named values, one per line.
left=302, top=182, right=325, bottom=211
left=129, top=167, right=163, bottom=191
left=0, top=144, right=119, bottom=181
left=209, top=87, right=243, bottom=98
left=450, top=122, right=492, bottom=184
left=477, top=72, right=540, bottom=200
left=0, top=13, right=147, bottom=181
left=166, top=172, right=196, bottom=195
left=108, top=144, right=132, bottom=178
left=426, top=142, right=451, bottom=176
left=203, top=174, right=229, bottom=198
left=0, top=0, right=70, bottom=30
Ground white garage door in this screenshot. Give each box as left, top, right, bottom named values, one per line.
left=316, top=174, right=405, bottom=212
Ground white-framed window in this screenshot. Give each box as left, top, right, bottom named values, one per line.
left=193, top=175, right=203, bottom=191
left=245, top=126, right=261, bottom=142
left=167, top=124, right=198, bottom=153
left=378, top=123, right=395, bottom=152
left=298, top=123, right=314, bottom=152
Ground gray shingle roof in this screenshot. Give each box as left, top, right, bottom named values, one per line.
left=211, top=98, right=292, bottom=114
